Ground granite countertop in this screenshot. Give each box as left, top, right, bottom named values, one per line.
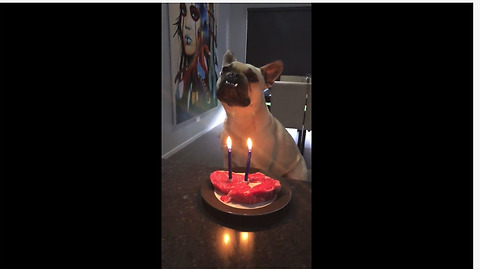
left=161, top=158, right=312, bottom=268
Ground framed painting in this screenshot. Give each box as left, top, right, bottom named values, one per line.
left=169, top=3, right=219, bottom=125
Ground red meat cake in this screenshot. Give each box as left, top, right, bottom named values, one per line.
left=210, top=170, right=281, bottom=204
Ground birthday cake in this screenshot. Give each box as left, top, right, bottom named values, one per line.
left=209, top=170, right=281, bottom=204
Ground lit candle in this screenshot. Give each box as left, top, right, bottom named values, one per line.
left=244, top=138, right=252, bottom=182
left=227, top=136, right=232, bottom=180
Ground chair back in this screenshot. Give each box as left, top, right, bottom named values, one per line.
left=304, top=83, right=312, bottom=131
left=280, top=75, right=309, bottom=83
left=269, top=81, right=308, bottom=130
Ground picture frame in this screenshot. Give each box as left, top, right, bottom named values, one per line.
left=168, top=3, right=219, bottom=125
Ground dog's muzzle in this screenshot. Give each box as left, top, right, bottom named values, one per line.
left=216, top=72, right=250, bottom=107
left=224, top=72, right=240, bottom=87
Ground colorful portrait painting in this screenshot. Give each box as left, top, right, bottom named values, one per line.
left=169, top=3, right=219, bottom=125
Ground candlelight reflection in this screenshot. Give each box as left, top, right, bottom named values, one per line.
left=216, top=227, right=235, bottom=263
left=215, top=227, right=255, bottom=265
left=239, top=231, right=254, bottom=260
left=223, top=233, right=230, bottom=244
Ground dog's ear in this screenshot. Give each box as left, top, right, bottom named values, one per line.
left=260, top=60, right=284, bottom=88
left=223, top=50, right=237, bottom=66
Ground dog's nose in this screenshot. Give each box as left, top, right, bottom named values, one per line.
left=224, top=72, right=240, bottom=86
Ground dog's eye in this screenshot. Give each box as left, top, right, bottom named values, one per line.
left=221, top=66, right=230, bottom=75
left=245, top=69, right=258, bottom=82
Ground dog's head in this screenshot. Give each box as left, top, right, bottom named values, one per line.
left=216, top=50, right=283, bottom=108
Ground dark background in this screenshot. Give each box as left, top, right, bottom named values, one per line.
left=1, top=3, right=162, bottom=268
left=315, top=3, right=473, bottom=269
left=0, top=3, right=473, bottom=269
left=247, top=7, right=311, bottom=77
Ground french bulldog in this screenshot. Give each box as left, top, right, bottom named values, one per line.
left=216, top=50, right=308, bottom=180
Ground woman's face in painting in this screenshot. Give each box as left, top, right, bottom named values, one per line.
left=180, top=3, right=201, bottom=56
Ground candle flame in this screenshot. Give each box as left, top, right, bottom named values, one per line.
left=247, top=138, right=252, bottom=150
left=227, top=136, right=232, bottom=149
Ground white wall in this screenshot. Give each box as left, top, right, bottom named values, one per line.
left=161, top=3, right=310, bottom=158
